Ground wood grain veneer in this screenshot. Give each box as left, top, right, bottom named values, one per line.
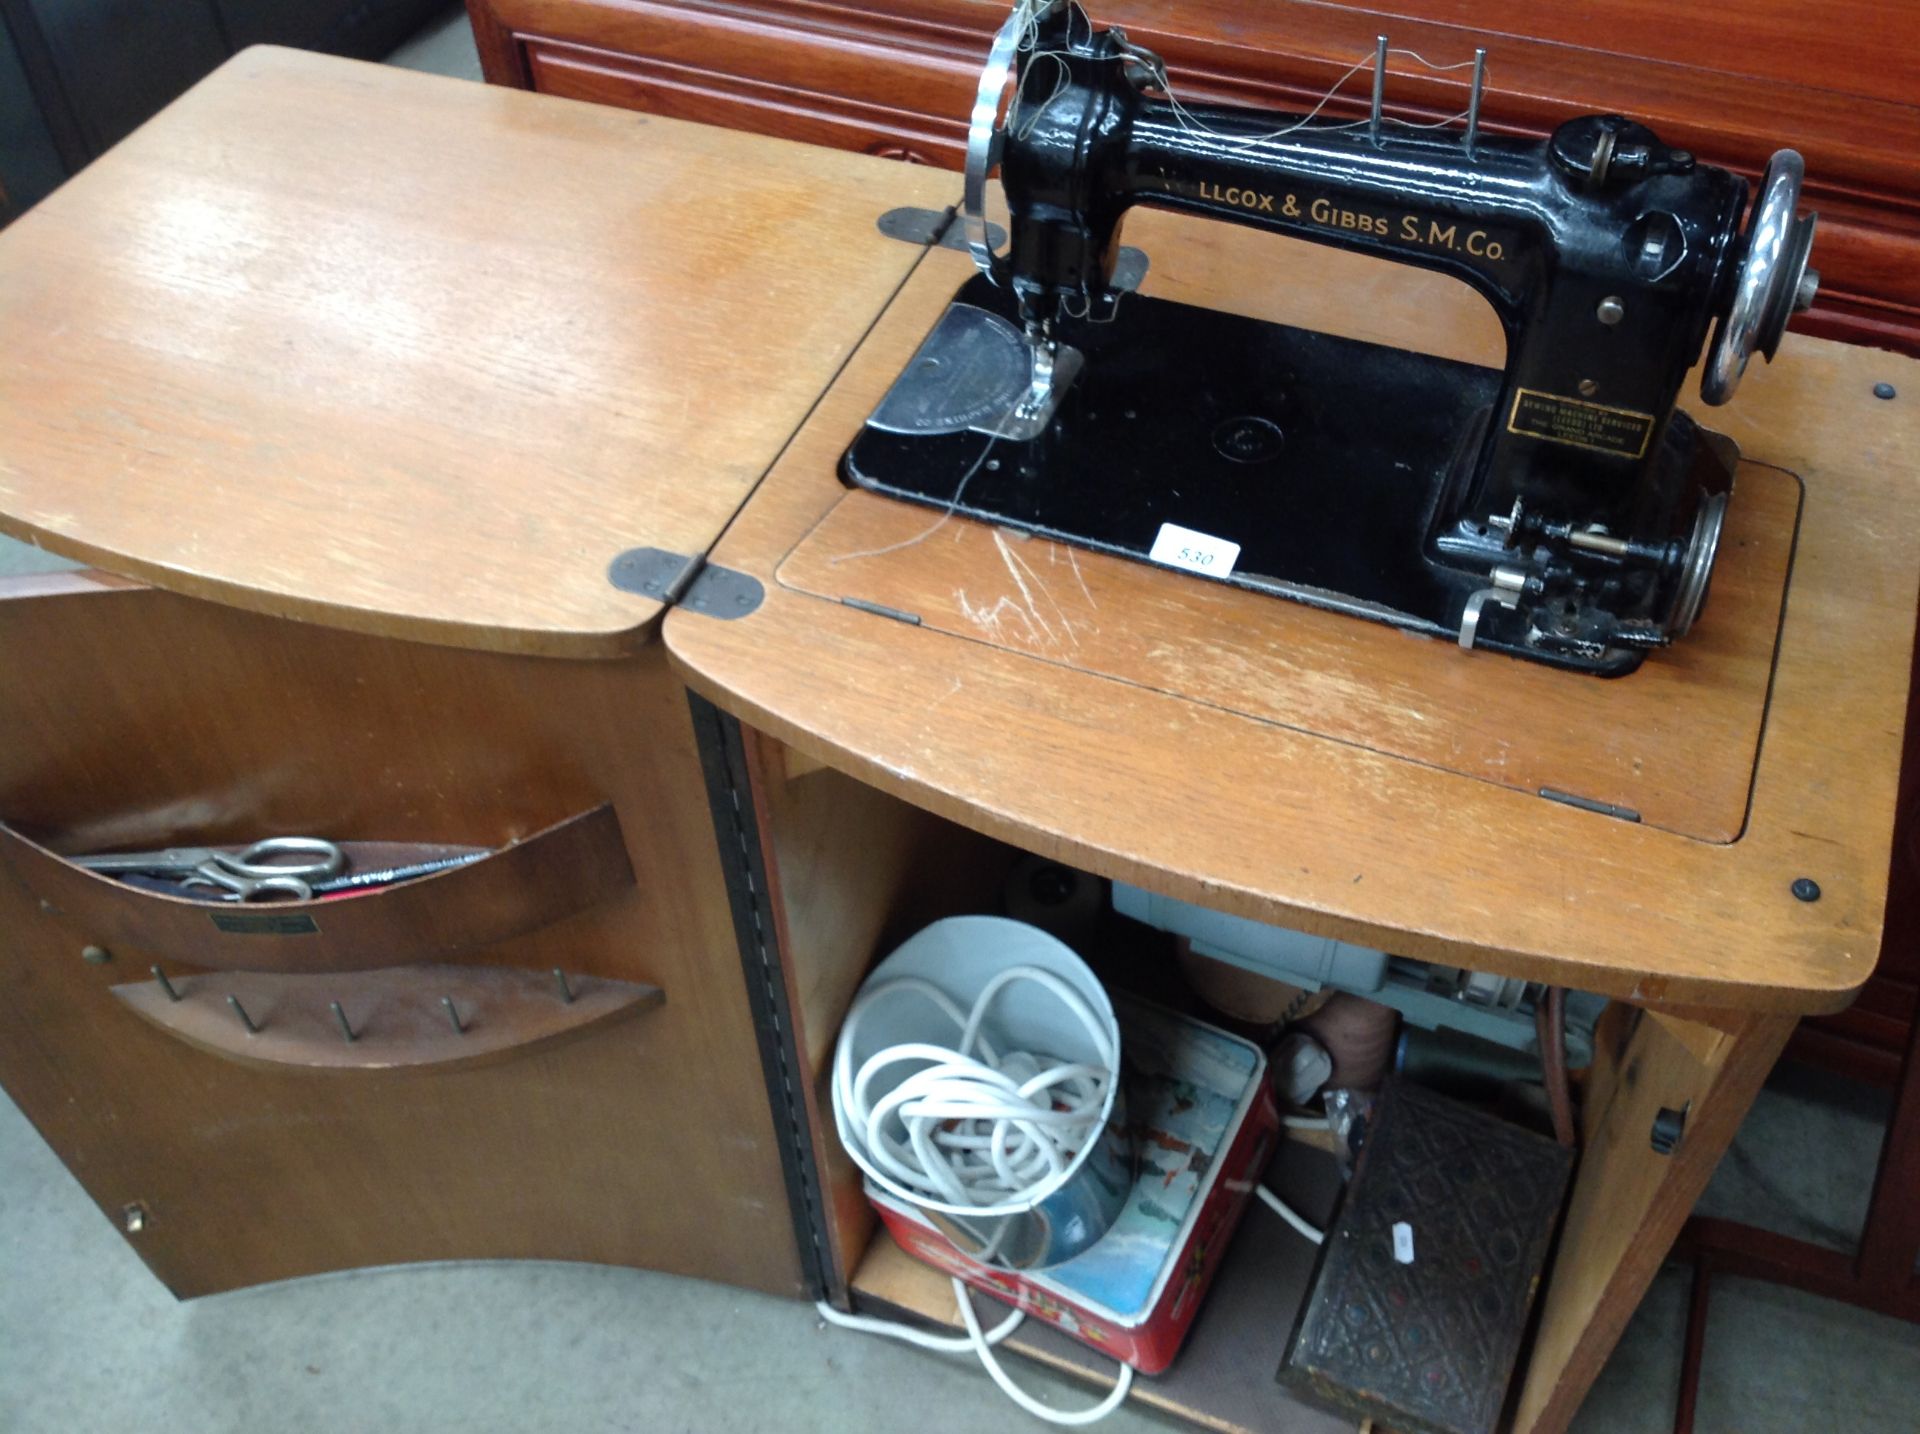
left=1, top=806, right=634, bottom=973
left=776, top=463, right=1797, bottom=845
left=0, top=47, right=956, bottom=656
left=112, top=963, right=665, bottom=1073
left=0, top=576, right=803, bottom=1297
left=667, top=207, right=1920, bottom=1015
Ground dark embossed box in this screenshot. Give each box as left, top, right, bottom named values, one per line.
left=1279, top=1079, right=1575, bottom=1434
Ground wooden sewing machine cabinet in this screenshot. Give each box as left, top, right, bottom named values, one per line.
left=0, top=47, right=1916, bottom=1434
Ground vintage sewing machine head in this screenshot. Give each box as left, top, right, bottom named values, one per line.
left=843, top=0, right=1819, bottom=674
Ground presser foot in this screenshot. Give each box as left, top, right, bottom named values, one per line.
left=862, top=303, right=1082, bottom=444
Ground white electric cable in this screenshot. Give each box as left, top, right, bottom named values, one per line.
left=814, top=1280, right=1131, bottom=1427
left=825, top=960, right=1133, bottom=1422
left=820, top=1183, right=1322, bottom=1430
left=1257, top=1185, right=1326, bottom=1245
left=824, top=942, right=1321, bottom=1422
left=815, top=1295, right=1024, bottom=1352
left=952, top=1277, right=1135, bottom=1425
left=833, top=967, right=1118, bottom=1214
left=815, top=1179, right=1319, bottom=1428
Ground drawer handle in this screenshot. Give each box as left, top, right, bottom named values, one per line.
left=114, top=962, right=664, bottom=1073
left=867, top=143, right=934, bottom=166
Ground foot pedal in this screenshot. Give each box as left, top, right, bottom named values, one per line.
left=1279, top=1079, right=1575, bottom=1434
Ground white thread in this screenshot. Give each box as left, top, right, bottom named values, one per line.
left=1393, top=108, right=1475, bottom=130
left=1001, top=8, right=1491, bottom=168
left=1012, top=51, right=1072, bottom=139
left=1138, top=37, right=1489, bottom=152
left=1387, top=46, right=1480, bottom=72
left=1160, top=52, right=1376, bottom=146
left=828, top=432, right=999, bottom=565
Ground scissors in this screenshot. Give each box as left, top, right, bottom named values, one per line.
left=76, top=837, right=346, bottom=903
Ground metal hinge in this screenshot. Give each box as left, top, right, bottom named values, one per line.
left=877, top=205, right=998, bottom=252
left=607, top=547, right=764, bottom=620
left=873, top=206, right=1150, bottom=291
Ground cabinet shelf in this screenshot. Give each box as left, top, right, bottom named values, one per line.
left=849, top=1135, right=1355, bottom=1434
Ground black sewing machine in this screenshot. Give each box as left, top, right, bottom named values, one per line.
left=842, top=1, right=1818, bottom=674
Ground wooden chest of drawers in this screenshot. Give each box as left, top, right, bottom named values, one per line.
left=467, top=0, right=1920, bottom=356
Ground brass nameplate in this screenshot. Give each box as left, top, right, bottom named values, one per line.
left=1506, top=389, right=1655, bottom=459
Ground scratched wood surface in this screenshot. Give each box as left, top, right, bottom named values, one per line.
left=777, top=458, right=1797, bottom=843
left=667, top=208, right=1920, bottom=1014
left=0, top=48, right=955, bottom=656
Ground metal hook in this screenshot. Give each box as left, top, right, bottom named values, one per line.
left=227, top=994, right=259, bottom=1035
left=1465, top=48, right=1487, bottom=156
left=553, top=969, right=575, bottom=1005
left=442, top=996, right=465, bottom=1035
left=151, top=965, right=182, bottom=1003
left=330, top=1000, right=357, bottom=1044
left=1369, top=35, right=1388, bottom=146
